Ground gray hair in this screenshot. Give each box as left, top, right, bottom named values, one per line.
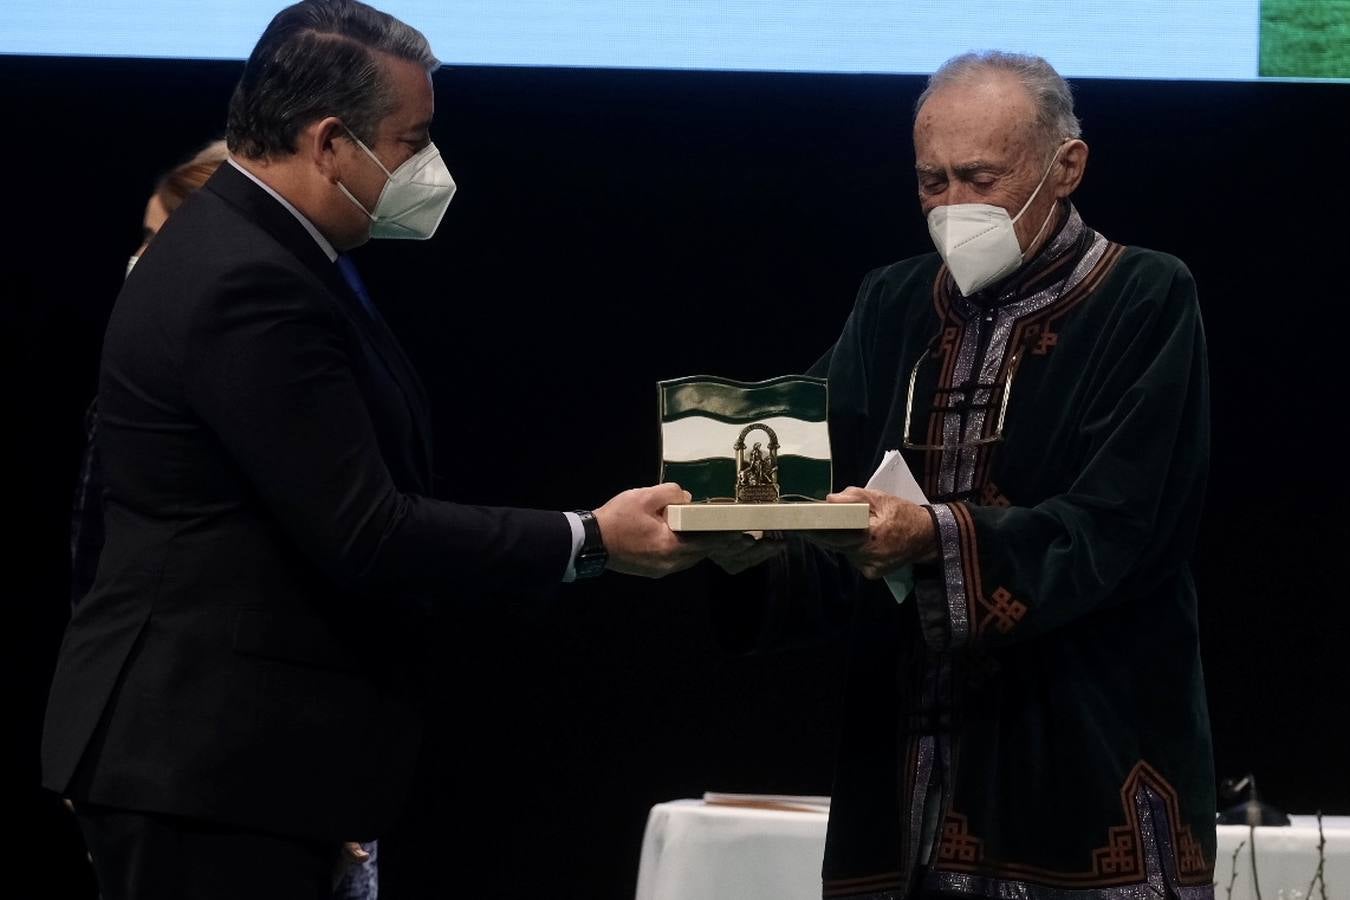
left=227, top=0, right=439, bottom=159
left=915, top=51, right=1082, bottom=156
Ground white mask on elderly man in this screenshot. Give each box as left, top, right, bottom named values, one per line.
left=926, top=143, right=1066, bottom=297
left=337, top=130, right=456, bottom=240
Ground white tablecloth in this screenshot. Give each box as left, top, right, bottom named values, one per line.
left=635, top=799, right=1349, bottom=900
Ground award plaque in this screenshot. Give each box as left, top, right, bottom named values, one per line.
left=658, top=375, right=868, bottom=532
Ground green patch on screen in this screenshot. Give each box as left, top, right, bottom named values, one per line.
left=1261, top=0, right=1350, bottom=78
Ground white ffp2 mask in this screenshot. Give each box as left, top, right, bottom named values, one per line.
left=338, top=133, right=456, bottom=240
left=926, top=145, right=1065, bottom=297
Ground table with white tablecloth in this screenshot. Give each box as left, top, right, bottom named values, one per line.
left=636, top=799, right=1348, bottom=900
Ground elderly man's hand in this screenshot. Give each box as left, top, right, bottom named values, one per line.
left=804, top=487, right=937, bottom=579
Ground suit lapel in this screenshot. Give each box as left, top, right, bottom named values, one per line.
left=203, top=164, right=435, bottom=487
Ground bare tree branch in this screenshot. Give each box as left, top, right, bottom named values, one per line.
left=1249, top=822, right=1263, bottom=900
left=1225, top=838, right=1245, bottom=900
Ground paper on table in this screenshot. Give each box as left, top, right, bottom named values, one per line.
left=864, top=449, right=929, bottom=604
left=702, top=792, right=830, bottom=813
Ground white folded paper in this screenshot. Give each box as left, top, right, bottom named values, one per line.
left=865, top=449, right=929, bottom=604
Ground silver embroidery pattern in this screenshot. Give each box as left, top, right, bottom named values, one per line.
left=924, top=781, right=1215, bottom=900
left=948, top=215, right=1107, bottom=494
left=905, top=734, right=937, bottom=873
left=930, top=503, right=968, bottom=646
left=949, top=206, right=1093, bottom=325
left=952, top=315, right=990, bottom=494
left=928, top=872, right=1163, bottom=900
left=933, top=207, right=1107, bottom=633
left=1134, top=781, right=1168, bottom=898
left=938, top=318, right=985, bottom=498
left=1144, top=786, right=1214, bottom=900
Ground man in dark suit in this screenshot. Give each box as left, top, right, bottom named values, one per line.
left=41, top=3, right=720, bottom=897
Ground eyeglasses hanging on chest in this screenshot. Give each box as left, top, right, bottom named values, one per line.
left=901, top=346, right=1023, bottom=452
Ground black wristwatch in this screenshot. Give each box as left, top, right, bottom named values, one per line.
left=572, top=510, right=608, bottom=580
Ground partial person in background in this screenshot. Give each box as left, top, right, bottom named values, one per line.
left=129, top=142, right=232, bottom=277
left=69, top=139, right=229, bottom=606
left=66, top=136, right=382, bottom=898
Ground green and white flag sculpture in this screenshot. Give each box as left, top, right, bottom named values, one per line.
left=658, top=374, right=833, bottom=502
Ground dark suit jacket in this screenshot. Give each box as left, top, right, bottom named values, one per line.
left=42, top=163, right=572, bottom=841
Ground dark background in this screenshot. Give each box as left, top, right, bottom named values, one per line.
left=6, top=55, right=1348, bottom=898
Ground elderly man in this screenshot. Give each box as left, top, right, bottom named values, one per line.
left=714, top=51, right=1214, bottom=898
left=41, top=2, right=720, bottom=897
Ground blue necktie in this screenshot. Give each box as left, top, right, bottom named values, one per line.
left=335, top=254, right=378, bottom=320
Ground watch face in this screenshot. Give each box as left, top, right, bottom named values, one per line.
left=576, top=552, right=608, bottom=579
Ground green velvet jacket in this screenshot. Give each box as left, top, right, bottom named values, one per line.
left=721, top=206, right=1216, bottom=900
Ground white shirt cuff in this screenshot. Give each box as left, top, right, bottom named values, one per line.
left=561, top=511, right=585, bottom=582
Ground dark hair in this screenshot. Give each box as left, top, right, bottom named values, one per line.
left=226, top=0, right=438, bottom=159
